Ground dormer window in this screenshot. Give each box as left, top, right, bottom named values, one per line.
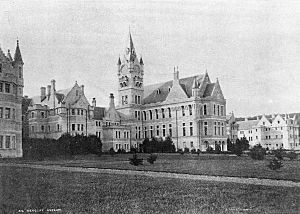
left=157, top=89, right=161, bottom=94
left=76, top=90, right=79, bottom=96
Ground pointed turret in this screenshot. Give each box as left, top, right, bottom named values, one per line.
left=140, top=56, right=144, bottom=65
left=13, top=40, right=23, bottom=65
left=192, top=77, right=198, bottom=88
left=117, top=57, right=121, bottom=65
left=7, top=49, right=12, bottom=61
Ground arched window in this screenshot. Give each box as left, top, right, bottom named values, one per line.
left=143, top=111, right=147, bottom=121
left=188, top=105, right=192, bottom=115
left=168, top=108, right=171, bottom=118
left=149, top=110, right=153, bottom=120
left=181, top=106, right=185, bottom=116
left=161, top=108, right=165, bottom=118
left=155, top=109, right=159, bottom=119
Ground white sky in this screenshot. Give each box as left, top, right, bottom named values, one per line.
left=0, top=0, right=299, bottom=117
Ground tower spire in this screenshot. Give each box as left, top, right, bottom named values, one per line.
left=13, top=39, right=23, bottom=65
left=124, top=29, right=136, bottom=62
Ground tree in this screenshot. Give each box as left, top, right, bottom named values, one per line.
left=234, top=137, right=249, bottom=156
left=227, top=138, right=234, bottom=152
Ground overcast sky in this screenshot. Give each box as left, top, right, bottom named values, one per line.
left=0, top=0, right=299, bottom=117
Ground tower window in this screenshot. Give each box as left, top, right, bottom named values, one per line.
left=19, top=66, right=22, bottom=78
left=0, top=63, right=2, bottom=73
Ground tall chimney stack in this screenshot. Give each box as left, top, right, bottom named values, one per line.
left=40, top=87, right=46, bottom=101
left=47, top=85, right=51, bottom=97
left=92, top=98, right=96, bottom=107
left=81, top=85, right=84, bottom=94
left=109, top=93, right=115, bottom=109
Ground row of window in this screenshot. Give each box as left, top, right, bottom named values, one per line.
left=0, top=107, right=16, bottom=119
left=0, top=135, right=16, bottom=149
left=213, top=104, right=225, bottom=116
left=31, top=124, right=61, bottom=133
left=115, top=143, right=130, bottom=150
left=213, top=121, right=225, bottom=136
left=115, top=131, right=130, bottom=139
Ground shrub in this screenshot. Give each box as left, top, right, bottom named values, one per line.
left=267, top=158, right=283, bottom=170
left=177, top=148, right=184, bottom=155
left=249, top=144, right=266, bottom=160
left=129, top=154, right=143, bottom=166
left=214, top=144, right=222, bottom=154
left=273, top=149, right=285, bottom=160
left=191, top=148, right=196, bottom=154
left=117, top=148, right=126, bottom=154
left=206, top=146, right=214, bottom=153
left=184, top=148, right=190, bottom=153
left=109, top=148, right=115, bottom=156
left=147, top=154, right=158, bottom=164
left=197, top=149, right=201, bottom=156
left=130, top=147, right=137, bottom=153
left=286, top=151, right=298, bottom=160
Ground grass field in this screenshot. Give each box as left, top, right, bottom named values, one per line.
left=0, top=166, right=299, bottom=214
left=4, top=153, right=299, bottom=181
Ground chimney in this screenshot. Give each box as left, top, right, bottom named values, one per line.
left=173, top=66, right=179, bottom=81
left=51, top=79, right=56, bottom=94
left=47, top=85, right=51, bottom=97
left=40, top=87, right=46, bottom=100
left=92, top=98, right=96, bottom=107
left=109, top=93, right=115, bottom=109
left=81, top=85, right=84, bottom=94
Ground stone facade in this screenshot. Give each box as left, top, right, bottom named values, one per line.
left=0, top=41, right=24, bottom=158
left=115, top=33, right=227, bottom=151
left=229, top=113, right=300, bottom=150
left=26, top=81, right=131, bottom=152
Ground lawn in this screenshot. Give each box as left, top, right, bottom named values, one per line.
left=0, top=166, right=299, bottom=214
left=4, top=153, right=300, bottom=181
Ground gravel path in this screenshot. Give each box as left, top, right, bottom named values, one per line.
left=1, top=163, right=299, bottom=188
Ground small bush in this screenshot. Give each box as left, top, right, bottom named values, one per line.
left=177, top=148, right=184, bottom=155
left=117, top=148, right=126, bottom=154
left=267, top=158, right=283, bottom=170
left=249, top=144, right=266, bottom=160
left=206, top=146, right=214, bottom=153
left=286, top=151, right=298, bottom=160
left=273, top=149, right=285, bottom=160
left=109, top=148, right=115, bottom=156
left=191, top=148, right=196, bottom=154
left=184, top=148, right=190, bottom=153
left=197, top=149, right=201, bottom=156
left=147, top=154, right=158, bottom=164
left=129, top=154, right=143, bottom=166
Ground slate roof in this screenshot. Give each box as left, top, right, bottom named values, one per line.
left=237, top=120, right=259, bottom=130
left=143, top=75, right=204, bottom=105
left=30, top=88, right=73, bottom=107
left=203, top=83, right=215, bottom=97
left=94, top=107, right=106, bottom=120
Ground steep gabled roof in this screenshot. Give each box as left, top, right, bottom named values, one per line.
left=203, top=83, right=215, bottom=97
left=237, top=120, right=259, bottom=130
left=94, top=107, right=106, bottom=120
left=143, top=75, right=204, bottom=105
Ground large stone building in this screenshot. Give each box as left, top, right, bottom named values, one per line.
left=26, top=32, right=228, bottom=152
left=115, top=33, right=227, bottom=151
left=227, top=113, right=300, bottom=150
left=0, top=41, right=24, bottom=157
left=26, top=80, right=131, bottom=152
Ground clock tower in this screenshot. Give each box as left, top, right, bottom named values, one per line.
left=116, top=31, right=144, bottom=116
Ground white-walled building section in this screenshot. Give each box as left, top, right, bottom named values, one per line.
left=226, top=113, right=300, bottom=150
left=25, top=32, right=228, bottom=152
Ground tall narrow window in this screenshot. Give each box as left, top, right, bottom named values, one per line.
left=203, top=104, right=207, bottom=115
left=0, top=63, right=2, bottom=73
left=143, top=111, right=147, bottom=121
left=204, top=122, right=208, bottom=136
left=5, top=108, right=10, bottom=119
left=0, top=135, right=3, bottom=148
left=214, top=104, right=216, bottom=115
left=156, top=125, right=160, bottom=136
left=150, top=126, right=153, bottom=138
left=162, top=108, right=165, bottom=118
left=168, top=108, right=171, bottom=118
left=182, top=123, right=186, bottom=136
left=0, top=82, right=3, bottom=92
left=149, top=110, right=153, bottom=120
left=181, top=106, right=185, bottom=116
left=5, top=136, right=10, bottom=149
left=217, top=105, right=220, bottom=116
left=190, top=122, right=193, bottom=136
left=144, top=127, right=147, bottom=138
left=155, top=109, right=158, bottom=119
left=0, top=107, right=3, bottom=118
left=221, top=106, right=224, bottom=116
left=19, top=67, right=22, bottom=78
left=162, top=125, right=166, bottom=137
left=188, top=105, right=192, bottom=115
left=169, top=124, right=172, bottom=137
